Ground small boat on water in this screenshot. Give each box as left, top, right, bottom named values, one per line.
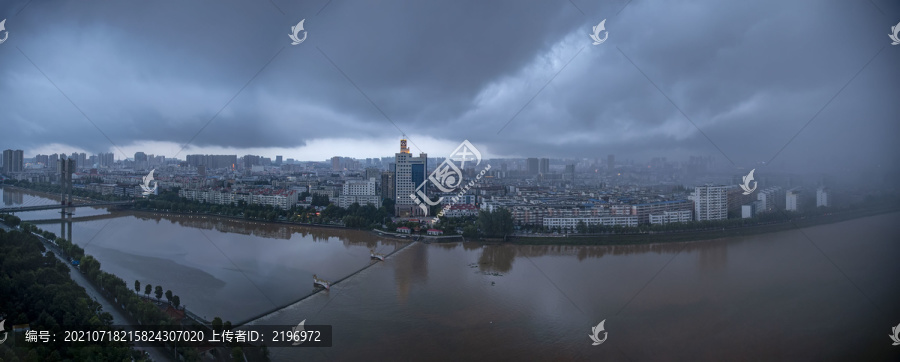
left=313, top=274, right=330, bottom=290
left=370, top=249, right=386, bottom=261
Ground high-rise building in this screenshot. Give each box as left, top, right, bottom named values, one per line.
left=242, top=155, right=261, bottom=170
left=527, top=158, right=539, bottom=174
left=690, top=185, right=728, bottom=221
left=786, top=188, right=801, bottom=211
left=98, top=152, right=115, bottom=168
left=48, top=153, right=60, bottom=171
left=381, top=171, right=395, bottom=200
left=35, top=154, right=50, bottom=167
left=756, top=187, right=782, bottom=212
left=332, top=156, right=342, bottom=171
left=133, top=152, right=148, bottom=170
left=816, top=187, right=829, bottom=207
left=275, top=155, right=283, bottom=165
left=539, top=158, right=550, bottom=174
left=2, top=149, right=24, bottom=174
left=394, top=139, right=427, bottom=216
left=608, top=154, right=615, bottom=171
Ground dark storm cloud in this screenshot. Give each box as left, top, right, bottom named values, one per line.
left=0, top=0, right=897, bottom=169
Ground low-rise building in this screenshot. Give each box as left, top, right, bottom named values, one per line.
left=649, top=209, right=693, bottom=224
left=543, top=215, right=638, bottom=231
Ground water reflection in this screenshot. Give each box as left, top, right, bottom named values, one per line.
left=393, top=241, right=428, bottom=303
left=697, top=241, right=728, bottom=272
left=130, top=211, right=402, bottom=250
left=463, top=241, right=730, bottom=274
left=478, top=245, right=517, bottom=273
left=2, top=190, right=24, bottom=205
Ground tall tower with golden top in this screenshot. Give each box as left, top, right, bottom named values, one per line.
left=400, top=138, right=410, bottom=154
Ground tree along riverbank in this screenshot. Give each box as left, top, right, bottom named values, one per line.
left=0, top=215, right=273, bottom=362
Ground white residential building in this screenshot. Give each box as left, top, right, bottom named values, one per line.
left=178, top=188, right=298, bottom=209
left=816, top=187, right=829, bottom=207
left=756, top=187, right=782, bottom=212
left=337, top=195, right=382, bottom=208
left=343, top=179, right=377, bottom=196
left=338, top=179, right=381, bottom=208
left=741, top=204, right=754, bottom=219
left=786, top=188, right=801, bottom=211
left=543, top=216, right=638, bottom=231
left=690, top=185, right=728, bottom=221
left=649, top=209, right=693, bottom=224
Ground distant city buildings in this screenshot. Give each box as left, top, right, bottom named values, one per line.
left=2, top=139, right=851, bottom=232
left=186, top=154, right=237, bottom=170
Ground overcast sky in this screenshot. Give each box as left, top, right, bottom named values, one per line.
left=1, top=0, right=898, bottom=170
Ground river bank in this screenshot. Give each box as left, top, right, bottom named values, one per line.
left=510, top=206, right=900, bottom=245
left=5, top=184, right=896, bottom=247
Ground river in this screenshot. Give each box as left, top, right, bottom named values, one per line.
left=3, top=187, right=899, bottom=361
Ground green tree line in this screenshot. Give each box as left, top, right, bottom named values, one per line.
left=0, top=228, right=146, bottom=361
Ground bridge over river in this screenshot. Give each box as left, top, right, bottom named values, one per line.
left=235, top=239, right=418, bottom=327
left=0, top=200, right=133, bottom=214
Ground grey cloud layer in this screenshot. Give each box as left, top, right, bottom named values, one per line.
left=0, top=0, right=897, bottom=169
